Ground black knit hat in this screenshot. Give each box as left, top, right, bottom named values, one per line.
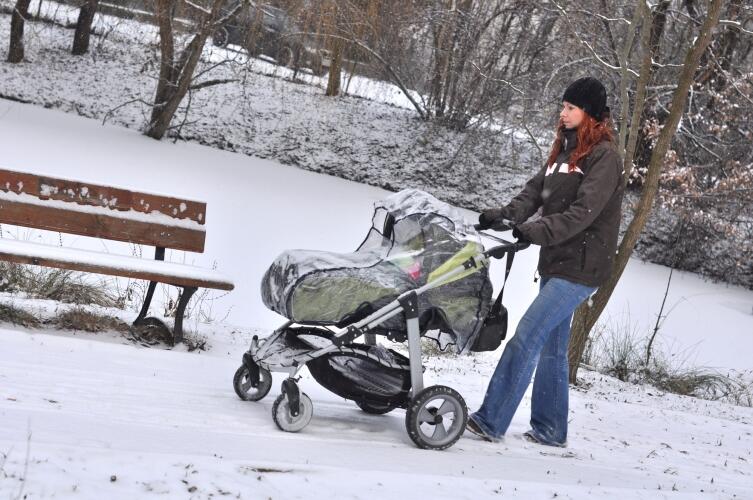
left=562, top=77, right=608, bottom=120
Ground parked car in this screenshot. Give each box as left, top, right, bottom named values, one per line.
left=212, top=1, right=330, bottom=76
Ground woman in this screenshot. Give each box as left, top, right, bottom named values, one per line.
left=467, top=76, right=624, bottom=447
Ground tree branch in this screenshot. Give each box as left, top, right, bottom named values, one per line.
left=719, top=19, right=753, bottom=35
left=467, top=61, right=524, bottom=95
left=182, top=0, right=210, bottom=16
left=284, top=31, right=427, bottom=120
left=551, top=0, right=640, bottom=77
left=189, top=78, right=237, bottom=90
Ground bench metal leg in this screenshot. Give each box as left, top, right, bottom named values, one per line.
left=133, top=247, right=166, bottom=326
left=173, top=286, right=197, bottom=344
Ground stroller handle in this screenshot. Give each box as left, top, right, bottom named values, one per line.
left=473, top=224, right=530, bottom=258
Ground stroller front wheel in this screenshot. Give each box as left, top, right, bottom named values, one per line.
left=272, top=392, right=313, bottom=432
left=233, top=364, right=272, bottom=401
left=405, top=385, right=467, bottom=450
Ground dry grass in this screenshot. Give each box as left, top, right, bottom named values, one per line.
left=0, top=262, right=119, bottom=308
left=52, top=308, right=131, bottom=333
left=588, top=317, right=753, bottom=407
left=183, top=332, right=208, bottom=352
left=648, top=366, right=739, bottom=401
left=0, top=303, right=41, bottom=328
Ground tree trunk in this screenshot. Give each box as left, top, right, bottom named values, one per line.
left=567, top=0, right=725, bottom=384
left=428, top=0, right=455, bottom=118
left=326, top=37, right=344, bottom=96
left=616, top=3, right=644, bottom=157
left=146, top=0, right=177, bottom=139
left=146, top=0, right=226, bottom=140
left=72, top=0, right=100, bottom=55
left=7, top=0, right=32, bottom=63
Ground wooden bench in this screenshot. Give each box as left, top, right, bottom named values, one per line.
left=0, top=168, right=234, bottom=343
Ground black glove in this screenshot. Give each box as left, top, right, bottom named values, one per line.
left=478, top=209, right=501, bottom=230
left=478, top=209, right=512, bottom=231
left=511, top=224, right=531, bottom=250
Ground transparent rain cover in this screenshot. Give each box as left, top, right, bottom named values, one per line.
left=260, top=189, right=493, bottom=353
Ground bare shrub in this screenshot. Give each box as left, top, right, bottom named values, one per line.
left=52, top=308, right=130, bottom=333
left=0, top=303, right=41, bottom=328
left=596, top=318, right=644, bottom=383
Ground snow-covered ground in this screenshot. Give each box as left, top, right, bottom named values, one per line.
left=1, top=325, right=752, bottom=499
left=0, top=97, right=753, bottom=498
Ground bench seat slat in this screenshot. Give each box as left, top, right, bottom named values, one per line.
left=0, top=239, right=234, bottom=292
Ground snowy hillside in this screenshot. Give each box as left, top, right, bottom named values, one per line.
left=0, top=0, right=538, bottom=212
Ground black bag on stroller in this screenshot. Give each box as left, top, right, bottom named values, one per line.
left=469, top=249, right=515, bottom=352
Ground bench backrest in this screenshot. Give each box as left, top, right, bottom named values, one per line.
left=0, top=169, right=207, bottom=253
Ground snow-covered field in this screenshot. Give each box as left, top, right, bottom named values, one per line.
left=0, top=97, right=752, bottom=498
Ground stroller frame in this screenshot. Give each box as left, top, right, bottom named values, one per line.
left=234, top=232, right=523, bottom=450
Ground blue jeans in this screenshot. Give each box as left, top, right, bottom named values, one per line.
left=470, top=276, right=596, bottom=446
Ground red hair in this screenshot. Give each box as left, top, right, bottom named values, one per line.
left=546, top=114, right=615, bottom=171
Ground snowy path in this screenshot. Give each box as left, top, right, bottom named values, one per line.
left=1, top=328, right=751, bottom=499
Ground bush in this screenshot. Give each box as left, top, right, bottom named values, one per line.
left=587, top=317, right=753, bottom=407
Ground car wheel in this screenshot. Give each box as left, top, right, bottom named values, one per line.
left=276, top=45, right=295, bottom=68
left=213, top=27, right=229, bottom=48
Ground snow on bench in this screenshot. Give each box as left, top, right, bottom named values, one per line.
left=0, top=238, right=233, bottom=291
left=0, top=168, right=207, bottom=252
left=0, top=168, right=234, bottom=342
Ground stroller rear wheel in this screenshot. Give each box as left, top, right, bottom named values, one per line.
left=233, top=364, right=272, bottom=401
left=272, top=392, right=313, bottom=432
left=405, top=385, right=467, bottom=450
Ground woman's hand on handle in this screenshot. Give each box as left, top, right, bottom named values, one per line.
left=478, top=209, right=513, bottom=231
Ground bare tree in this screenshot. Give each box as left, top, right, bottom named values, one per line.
left=72, top=0, right=100, bottom=55
left=7, top=0, right=32, bottom=63
left=145, top=0, right=242, bottom=140
left=567, top=0, right=726, bottom=383
left=323, top=0, right=344, bottom=96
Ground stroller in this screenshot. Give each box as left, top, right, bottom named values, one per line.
left=232, top=189, right=527, bottom=450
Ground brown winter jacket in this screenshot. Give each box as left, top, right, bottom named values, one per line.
left=498, top=128, right=624, bottom=287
